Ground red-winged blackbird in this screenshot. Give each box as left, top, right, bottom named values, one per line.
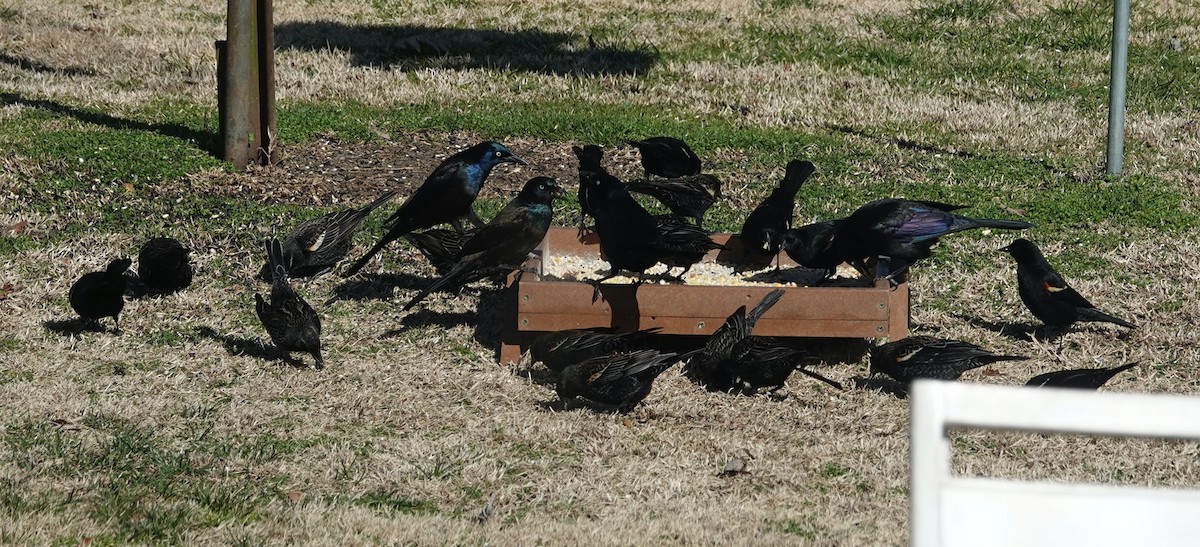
left=343, top=142, right=526, bottom=277
left=869, top=336, right=1027, bottom=383
left=530, top=327, right=662, bottom=373
left=627, top=136, right=702, bottom=179
left=724, top=336, right=843, bottom=394
left=69, top=257, right=131, bottom=332
left=685, top=288, right=784, bottom=389
left=273, top=190, right=397, bottom=278
left=137, top=237, right=192, bottom=294
left=739, top=160, right=814, bottom=263
left=575, top=146, right=723, bottom=295
left=556, top=348, right=687, bottom=412
left=403, top=228, right=476, bottom=276
left=402, top=177, right=562, bottom=311
left=1001, top=238, right=1137, bottom=330
left=1026, top=361, right=1139, bottom=390
left=835, top=199, right=1033, bottom=280
left=779, top=220, right=842, bottom=281
left=626, top=174, right=722, bottom=228
left=256, top=238, right=323, bottom=369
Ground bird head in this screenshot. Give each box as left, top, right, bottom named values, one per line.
left=999, top=238, right=1041, bottom=262
left=572, top=144, right=604, bottom=172
left=473, top=141, right=527, bottom=168
left=106, top=257, right=133, bottom=275
left=520, top=176, right=564, bottom=203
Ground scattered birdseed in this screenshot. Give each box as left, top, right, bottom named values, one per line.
left=539, top=254, right=862, bottom=287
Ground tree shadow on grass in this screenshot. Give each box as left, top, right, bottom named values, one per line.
left=0, top=52, right=96, bottom=77
left=274, top=22, right=658, bottom=76
left=0, top=92, right=219, bottom=158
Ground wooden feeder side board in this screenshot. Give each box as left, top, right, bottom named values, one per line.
left=498, top=227, right=908, bottom=364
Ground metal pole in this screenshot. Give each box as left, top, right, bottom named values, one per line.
left=222, top=0, right=252, bottom=168
left=257, top=0, right=277, bottom=164
left=1105, top=0, right=1130, bottom=176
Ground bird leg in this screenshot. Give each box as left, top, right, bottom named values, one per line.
left=795, top=367, right=844, bottom=390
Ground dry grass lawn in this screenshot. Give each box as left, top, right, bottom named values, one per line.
left=2, top=0, right=1200, bottom=544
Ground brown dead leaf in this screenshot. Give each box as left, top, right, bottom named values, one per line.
left=0, top=282, right=13, bottom=300
left=287, top=490, right=303, bottom=503
left=980, top=368, right=1003, bottom=377
left=4, top=220, right=28, bottom=236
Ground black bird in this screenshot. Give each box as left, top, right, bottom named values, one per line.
left=272, top=190, right=397, bottom=278
left=835, top=198, right=1032, bottom=279
left=627, top=136, right=702, bottom=179
left=530, top=327, right=662, bottom=373
left=69, top=257, right=131, bottom=332
left=869, top=336, right=1028, bottom=384
left=402, top=176, right=562, bottom=311
left=343, top=141, right=526, bottom=276
left=137, top=237, right=192, bottom=294
left=573, top=144, right=604, bottom=238
left=577, top=148, right=725, bottom=294
left=685, top=288, right=784, bottom=390
left=779, top=220, right=843, bottom=281
left=1001, top=238, right=1137, bottom=330
left=403, top=227, right=476, bottom=276
left=739, top=160, right=815, bottom=264
left=723, top=336, right=844, bottom=394
left=1026, top=361, right=1140, bottom=390
left=627, top=174, right=722, bottom=228
left=556, top=348, right=687, bottom=412
left=653, top=214, right=728, bottom=280
left=256, top=238, right=323, bottom=369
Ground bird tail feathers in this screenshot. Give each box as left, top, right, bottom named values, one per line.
left=1077, top=307, right=1138, bottom=329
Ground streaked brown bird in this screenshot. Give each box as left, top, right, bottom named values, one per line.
left=276, top=190, right=397, bottom=278
left=870, top=336, right=1027, bottom=384
left=556, top=348, right=688, bottom=412
left=530, top=327, right=662, bottom=373
left=256, top=238, right=323, bottom=369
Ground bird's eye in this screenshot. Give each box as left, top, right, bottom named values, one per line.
left=495, top=151, right=503, bottom=157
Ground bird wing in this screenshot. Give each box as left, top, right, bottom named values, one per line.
left=886, top=205, right=953, bottom=242
left=1042, top=270, right=1096, bottom=308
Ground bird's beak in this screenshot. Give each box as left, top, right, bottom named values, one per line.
left=504, top=154, right=528, bottom=166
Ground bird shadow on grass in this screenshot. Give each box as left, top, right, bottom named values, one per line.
left=193, top=326, right=309, bottom=369
left=0, top=92, right=219, bottom=158
left=274, top=22, right=658, bottom=76
left=954, top=314, right=1047, bottom=342
left=43, top=318, right=109, bottom=338
left=327, top=272, right=433, bottom=303
left=851, top=376, right=909, bottom=399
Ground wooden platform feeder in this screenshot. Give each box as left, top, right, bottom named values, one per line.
left=498, top=227, right=909, bottom=364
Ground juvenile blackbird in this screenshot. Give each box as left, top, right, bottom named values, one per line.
left=740, top=160, right=815, bottom=263
left=530, top=327, right=663, bottom=373
left=653, top=214, right=728, bottom=280
left=685, top=288, right=784, bottom=389
left=344, top=141, right=525, bottom=276
left=256, top=238, right=323, bottom=369
left=556, top=348, right=687, bottom=412
left=869, top=336, right=1027, bottom=383
left=402, top=176, right=562, bottom=311
left=626, top=174, right=722, bottom=227
left=69, top=257, right=131, bottom=332
left=723, top=336, right=844, bottom=394
left=627, top=136, right=702, bottom=179
left=1001, top=238, right=1137, bottom=330
left=1026, top=361, right=1139, bottom=390
left=272, top=190, right=397, bottom=278
left=779, top=220, right=843, bottom=280
left=137, top=237, right=192, bottom=294
left=835, top=199, right=1032, bottom=279
left=403, top=227, right=475, bottom=276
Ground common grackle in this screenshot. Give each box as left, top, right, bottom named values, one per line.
left=724, top=336, right=844, bottom=394
left=1001, top=238, right=1137, bottom=330
left=402, top=176, right=562, bottom=311
left=835, top=198, right=1032, bottom=280
left=269, top=190, right=398, bottom=278
left=740, top=160, right=815, bottom=264
left=779, top=220, right=843, bottom=281
left=572, top=144, right=603, bottom=238
left=1025, top=361, right=1139, bottom=389
left=870, top=336, right=1027, bottom=383
left=685, top=288, right=784, bottom=389
left=556, top=348, right=687, bottom=412
left=627, top=174, right=722, bottom=228
left=627, top=136, right=702, bottom=179
left=576, top=146, right=724, bottom=293
left=403, top=227, right=476, bottom=276
left=69, top=257, right=131, bottom=332
left=256, top=238, right=323, bottom=369
left=137, top=237, right=192, bottom=294
left=343, top=141, right=525, bottom=276
left=530, top=327, right=663, bottom=373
